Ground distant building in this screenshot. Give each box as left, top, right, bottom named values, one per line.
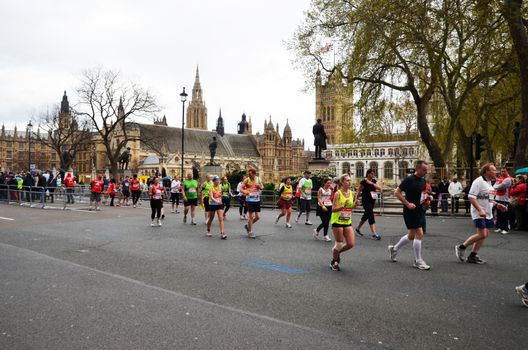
left=186, top=66, right=208, bottom=130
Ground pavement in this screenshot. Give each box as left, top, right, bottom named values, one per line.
left=0, top=203, right=527, bottom=350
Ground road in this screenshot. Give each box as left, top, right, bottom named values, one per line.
left=0, top=203, right=526, bottom=349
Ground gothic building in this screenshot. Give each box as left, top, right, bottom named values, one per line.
left=315, top=68, right=353, bottom=145
left=255, top=117, right=306, bottom=183
left=186, top=66, right=208, bottom=130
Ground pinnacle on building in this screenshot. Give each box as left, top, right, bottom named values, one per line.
left=186, top=66, right=208, bottom=130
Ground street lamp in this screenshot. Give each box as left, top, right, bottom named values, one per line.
left=180, top=87, right=188, bottom=178
left=27, top=120, right=33, bottom=172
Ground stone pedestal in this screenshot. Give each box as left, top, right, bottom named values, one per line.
left=116, top=169, right=132, bottom=179
left=202, top=164, right=223, bottom=180
left=307, top=158, right=330, bottom=172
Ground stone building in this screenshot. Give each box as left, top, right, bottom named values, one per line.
left=315, top=68, right=354, bottom=145
left=186, top=66, right=208, bottom=130
left=255, top=117, right=306, bottom=183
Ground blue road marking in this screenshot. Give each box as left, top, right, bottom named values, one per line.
left=246, top=261, right=305, bottom=274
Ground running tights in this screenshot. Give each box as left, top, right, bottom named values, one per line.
left=151, top=199, right=162, bottom=220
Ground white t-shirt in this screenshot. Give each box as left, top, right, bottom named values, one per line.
left=170, top=180, right=181, bottom=193
left=468, top=176, right=495, bottom=220
left=298, top=178, right=313, bottom=200
left=448, top=181, right=463, bottom=197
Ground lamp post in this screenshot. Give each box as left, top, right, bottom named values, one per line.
left=27, top=121, right=33, bottom=172
left=180, top=87, right=188, bottom=178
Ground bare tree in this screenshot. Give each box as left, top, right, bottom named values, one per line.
left=139, top=129, right=172, bottom=169
left=75, top=68, right=159, bottom=177
left=33, top=102, right=92, bottom=170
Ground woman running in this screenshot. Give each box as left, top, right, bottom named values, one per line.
left=149, top=177, right=164, bottom=227
left=330, top=174, right=358, bottom=271
left=207, top=176, right=227, bottom=239
left=314, top=177, right=333, bottom=241
left=275, top=177, right=294, bottom=228
left=221, top=176, right=232, bottom=218
left=107, top=179, right=117, bottom=206
left=236, top=176, right=248, bottom=220
left=202, top=174, right=213, bottom=221
left=355, top=169, right=382, bottom=240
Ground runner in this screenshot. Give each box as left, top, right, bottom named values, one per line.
left=64, top=172, right=75, bottom=204
left=295, top=171, right=313, bottom=225
left=149, top=177, right=164, bottom=227
left=242, top=168, right=263, bottom=238
left=170, top=176, right=181, bottom=213
left=201, top=175, right=214, bottom=221
left=236, top=176, right=248, bottom=220
left=121, top=176, right=131, bottom=206
left=130, top=174, right=141, bottom=208
left=182, top=172, right=198, bottom=225
left=207, top=176, right=227, bottom=239
left=516, top=282, right=528, bottom=307
left=221, top=176, right=232, bottom=218
left=107, top=179, right=117, bottom=206
left=329, top=174, right=357, bottom=271
left=89, top=174, right=104, bottom=211
left=275, top=177, right=294, bottom=228
left=455, top=163, right=507, bottom=264
left=388, top=160, right=432, bottom=270
left=493, top=167, right=513, bottom=235
left=355, top=169, right=382, bottom=240
left=314, top=177, right=333, bottom=241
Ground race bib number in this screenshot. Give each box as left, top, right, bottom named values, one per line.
left=188, top=187, right=196, bottom=194
left=371, top=191, right=378, bottom=200
left=420, top=192, right=428, bottom=204
left=339, top=208, right=352, bottom=221
left=248, top=189, right=260, bottom=202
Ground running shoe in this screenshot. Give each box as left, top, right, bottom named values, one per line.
left=324, top=235, right=332, bottom=242
left=466, top=254, right=486, bottom=264
left=248, top=232, right=256, bottom=239
left=494, top=228, right=501, bottom=233
left=191, top=220, right=197, bottom=225
left=220, top=233, right=227, bottom=240
left=305, top=221, right=313, bottom=225
left=413, top=259, right=430, bottom=270
left=176, top=210, right=180, bottom=214
left=355, top=228, right=364, bottom=237
left=371, top=234, right=381, bottom=240
left=501, top=230, right=509, bottom=235
left=134, top=205, right=137, bottom=208
left=206, top=231, right=212, bottom=237
left=240, top=215, right=244, bottom=220
left=161, top=214, right=165, bottom=220
left=515, top=285, right=528, bottom=307
left=455, top=245, right=466, bottom=262
left=295, top=216, right=300, bottom=223
left=285, top=223, right=292, bottom=228
left=275, top=216, right=279, bottom=224
left=330, top=260, right=340, bottom=271
left=313, top=229, right=319, bottom=240
left=151, top=222, right=155, bottom=227
left=183, top=215, right=187, bottom=223
left=158, top=219, right=162, bottom=227
left=388, top=245, right=398, bottom=262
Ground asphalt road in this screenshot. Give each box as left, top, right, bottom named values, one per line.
left=0, top=203, right=526, bottom=350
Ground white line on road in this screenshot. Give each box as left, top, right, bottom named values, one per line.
left=0, top=216, right=15, bottom=221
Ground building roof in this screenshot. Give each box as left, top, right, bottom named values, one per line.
left=136, top=123, right=260, bottom=158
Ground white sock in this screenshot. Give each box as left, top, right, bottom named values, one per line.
left=413, top=239, right=422, bottom=261
left=394, top=235, right=411, bottom=251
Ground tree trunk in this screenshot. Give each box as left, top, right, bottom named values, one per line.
left=504, top=0, right=528, bottom=167
left=415, top=98, right=446, bottom=171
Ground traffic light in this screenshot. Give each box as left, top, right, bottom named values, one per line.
left=475, top=133, right=486, bottom=161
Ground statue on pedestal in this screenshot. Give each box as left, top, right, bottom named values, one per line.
left=209, top=136, right=218, bottom=165
left=119, top=147, right=131, bottom=170
left=313, top=119, right=327, bottom=159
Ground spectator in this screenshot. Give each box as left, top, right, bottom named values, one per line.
left=23, top=172, right=34, bottom=202
left=462, top=181, right=471, bottom=214
left=438, top=177, right=450, bottom=213
left=64, top=173, right=75, bottom=204
left=448, top=178, right=463, bottom=213
left=510, top=175, right=527, bottom=231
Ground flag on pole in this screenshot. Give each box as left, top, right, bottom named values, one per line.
left=320, top=43, right=333, bottom=53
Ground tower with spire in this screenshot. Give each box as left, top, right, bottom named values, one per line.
left=216, top=109, right=224, bottom=136
left=186, top=66, right=208, bottom=130
left=59, top=91, right=72, bottom=130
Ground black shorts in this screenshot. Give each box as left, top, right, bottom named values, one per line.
left=403, top=207, right=424, bottom=229
left=332, top=223, right=351, bottom=228
left=361, top=201, right=375, bottom=225
left=247, top=201, right=261, bottom=213
left=171, top=192, right=180, bottom=203
left=208, top=203, right=223, bottom=211
left=203, top=198, right=211, bottom=212
left=184, top=198, right=198, bottom=207
left=300, top=198, right=311, bottom=212
left=122, top=190, right=130, bottom=198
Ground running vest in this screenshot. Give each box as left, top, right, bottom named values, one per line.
left=221, top=183, right=231, bottom=198
left=150, top=184, right=164, bottom=200
left=280, top=184, right=293, bottom=200
left=91, top=180, right=103, bottom=193
left=495, top=176, right=512, bottom=196
left=202, top=182, right=213, bottom=199
left=320, top=187, right=333, bottom=207
left=16, top=178, right=23, bottom=190
left=131, top=179, right=141, bottom=191
left=330, top=190, right=355, bottom=226
left=184, top=179, right=198, bottom=199
left=209, top=185, right=223, bottom=205
left=246, top=176, right=261, bottom=202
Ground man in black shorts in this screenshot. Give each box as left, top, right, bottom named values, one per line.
left=388, top=160, right=432, bottom=270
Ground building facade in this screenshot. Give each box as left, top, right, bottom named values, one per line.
left=186, top=66, right=208, bottom=130
left=326, top=140, right=429, bottom=185
left=315, top=68, right=354, bottom=145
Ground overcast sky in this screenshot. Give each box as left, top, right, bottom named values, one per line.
left=0, top=0, right=315, bottom=148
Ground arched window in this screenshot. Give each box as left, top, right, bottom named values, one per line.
left=374, top=149, right=380, bottom=157
left=403, top=148, right=408, bottom=156
left=388, top=148, right=393, bottom=156
left=380, top=149, right=385, bottom=156
left=367, top=149, right=372, bottom=156
left=398, top=161, right=409, bottom=180
left=369, top=161, right=379, bottom=177
left=384, top=162, right=393, bottom=180
left=356, top=162, right=365, bottom=178
left=342, top=162, right=351, bottom=175
left=353, top=150, right=358, bottom=157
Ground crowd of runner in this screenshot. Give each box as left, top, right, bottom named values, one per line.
left=1, top=161, right=527, bottom=307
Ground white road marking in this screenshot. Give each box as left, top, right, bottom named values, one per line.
left=0, top=216, right=14, bottom=221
